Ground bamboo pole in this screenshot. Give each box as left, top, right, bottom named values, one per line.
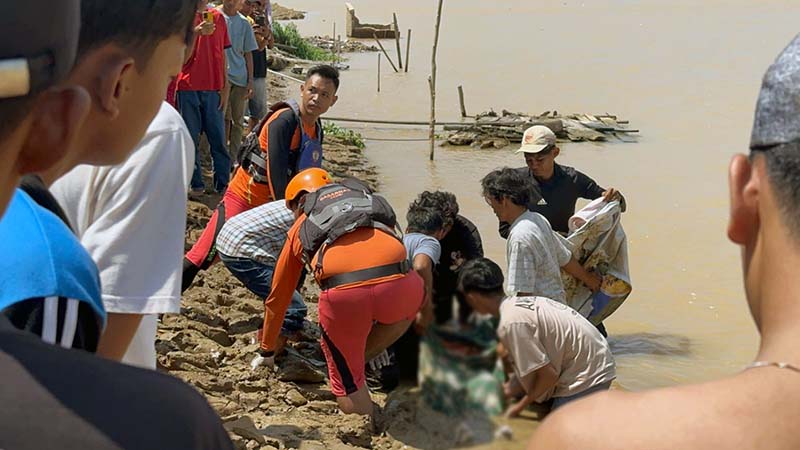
left=332, top=22, right=336, bottom=63
left=404, top=29, right=411, bottom=73
left=458, top=85, right=467, bottom=118
left=377, top=53, right=381, bottom=92
left=373, top=33, right=398, bottom=72
left=429, top=0, right=444, bottom=160
left=392, top=13, right=403, bottom=69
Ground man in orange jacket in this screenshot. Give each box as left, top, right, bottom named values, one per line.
left=182, top=65, right=340, bottom=290
left=253, top=169, right=424, bottom=417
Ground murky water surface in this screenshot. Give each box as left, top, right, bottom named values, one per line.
left=280, top=1, right=799, bottom=446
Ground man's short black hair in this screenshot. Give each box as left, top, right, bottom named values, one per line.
left=406, top=205, right=444, bottom=235
left=757, top=142, right=800, bottom=239
left=78, top=0, right=198, bottom=66
left=457, top=258, right=505, bottom=297
left=306, top=65, right=340, bottom=91
left=481, top=167, right=534, bottom=207
left=411, top=191, right=459, bottom=228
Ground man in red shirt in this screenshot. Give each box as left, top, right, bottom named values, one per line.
left=176, top=0, right=232, bottom=194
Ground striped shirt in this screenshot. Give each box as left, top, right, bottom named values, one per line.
left=216, top=200, right=295, bottom=265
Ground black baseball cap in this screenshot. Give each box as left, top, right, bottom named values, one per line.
left=0, top=0, right=81, bottom=99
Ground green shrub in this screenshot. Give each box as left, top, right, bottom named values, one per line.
left=273, top=22, right=333, bottom=61
left=323, top=121, right=365, bottom=149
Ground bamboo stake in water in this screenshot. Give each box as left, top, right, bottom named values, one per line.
left=377, top=53, right=381, bottom=92
left=393, top=13, right=403, bottom=69
left=429, top=0, right=444, bottom=161
left=458, top=85, right=467, bottom=118
left=373, top=33, right=398, bottom=72
left=405, top=29, right=411, bottom=73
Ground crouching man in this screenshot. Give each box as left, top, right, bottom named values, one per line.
left=254, top=169, right=424, bottom=416
left=457, top=258, right=616, bottom=417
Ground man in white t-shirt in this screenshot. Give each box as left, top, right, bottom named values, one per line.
left=51, top=101, right=195, bottom=368
left=481, top=167, right=601, bottom=300
left=457, top=257, right=615, bottom=417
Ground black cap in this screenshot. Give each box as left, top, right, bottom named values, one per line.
left=751, top=34, right=800, bottom=150
left=0, top=0, right=81, bottom=99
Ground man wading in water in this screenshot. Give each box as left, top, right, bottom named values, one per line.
left=529, top=34, right=800, bottom=450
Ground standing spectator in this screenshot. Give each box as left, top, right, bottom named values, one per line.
left=51, top=101, right=195, bottom=368
left=177, top=0, right=232, bottom=194
left=241, top=0, right=273, bottom=130
left=219, top=0, right=258, bottom=162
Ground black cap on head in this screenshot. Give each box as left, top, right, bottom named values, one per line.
left=750, top=33, right=800, bottom=150
left=0, top=0, right=81, bottom=99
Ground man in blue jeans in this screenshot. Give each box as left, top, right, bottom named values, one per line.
left=216, top=199, right=306, bottom=349
left=176, top=0, right=232, bottom=193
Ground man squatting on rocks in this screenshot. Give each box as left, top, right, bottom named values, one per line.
left=182, top=64, right=340, bottom=291
left=528, top=33, right=800, bottom=450
left=0, top=0, right=233, bottom=447
left=457, top=258, right=616, bottom=416
left=254, top=169, right=425, bottom=416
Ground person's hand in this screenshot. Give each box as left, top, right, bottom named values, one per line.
left=219, top=85, right=230, bottom=111
left=368, top=350, right=391, bottom=371
left=586, top=271, right=602, bottom=293
left=246, top=80, right=254, bottom=99
left=504, top=399, right=527, bottom=418
left=414, top=301, right=434, bottom=335
left=251, top=352, right=275, bottom=371
left=195, top=21, right=215, bottom=36
left=603, top=188, right=625, bottom=208
left=266, top=29, right=275, bottom=49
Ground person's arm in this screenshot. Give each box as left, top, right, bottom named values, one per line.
left=264, top=110, right=297, bottom=200
left=412, top=253, right=435, bottom=333
left=96, top=314, right=144, bottom=360
left=562, top=257, right=601, bottom=292
left=244, top=23, right=258, bottom=98
left=245, top=52, right=254, bottom=98
left=260, top=221, right=305, bottom=353
left=218, top=14, right=231, bottom=110
left=506, top=364, right=559, bottom=417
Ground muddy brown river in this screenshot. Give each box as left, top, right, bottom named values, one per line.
left=278, top=0, right=800, bottom=446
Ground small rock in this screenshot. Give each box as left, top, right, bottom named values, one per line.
left=278, top=359, right=326, bottom=383
left=285, top=388, right=308, bottom=407
left=299, top=441, right=327, bottom=450
left=305, top=400, right=337, bottom=414
left=224, top=416, right=266, bottom=445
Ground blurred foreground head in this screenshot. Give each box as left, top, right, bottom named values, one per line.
left=729, top=33, right=800, bottom=327
left=0, top=0, right=89, bottom=217
left=45, top=0, right=198, bottom=180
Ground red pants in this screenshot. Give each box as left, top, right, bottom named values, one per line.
left=318, top=272, right=424, bottom=397
left=185, top=190, right=253, bottom=268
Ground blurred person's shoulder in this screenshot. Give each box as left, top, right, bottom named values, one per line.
left=528, top=373, right=800, bottom=450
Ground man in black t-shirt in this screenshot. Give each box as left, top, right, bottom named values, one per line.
left=499, top=125, right=625, bottom=237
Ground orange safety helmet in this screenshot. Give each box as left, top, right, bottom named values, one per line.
left=285, top=168, right=332, bottom=208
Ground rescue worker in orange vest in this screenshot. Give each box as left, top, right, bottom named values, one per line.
left=182, top=65, right=340, bottom=291
left=252, top=168, right=425, bottom=417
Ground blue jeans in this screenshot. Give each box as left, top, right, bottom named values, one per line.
left=551, top=380, right=612, bottom=410
left=219, top=254, right=307, bottom=335
left=177, top=90, right=231, bottom=192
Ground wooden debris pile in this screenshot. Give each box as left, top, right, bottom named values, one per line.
left=444, top=109, right=639, bottom=149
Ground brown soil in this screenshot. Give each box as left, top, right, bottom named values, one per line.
left=273, top=3, right=306, bottom=20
